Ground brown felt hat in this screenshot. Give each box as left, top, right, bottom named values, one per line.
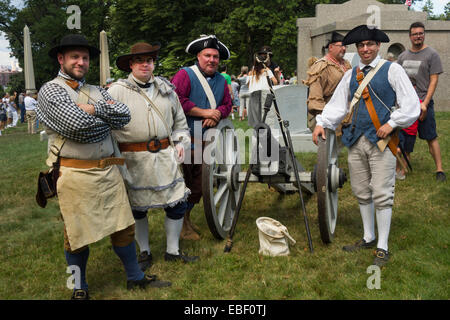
left=116, top=42, right=161, bottom=72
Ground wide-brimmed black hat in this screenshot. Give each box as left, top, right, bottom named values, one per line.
left=257, top=45, right=273, bottom=57
left=48, top=34, right=100, bottom=59
left=186, top=35, right=230, bottom=60
left=116, top=42, right=161, bottom=72
left=343, top=25, right=390, bottom=45
left=326, top=31, right=345, bottom=48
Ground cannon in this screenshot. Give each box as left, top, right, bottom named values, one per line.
left=200, top=91, right=347, bottom=253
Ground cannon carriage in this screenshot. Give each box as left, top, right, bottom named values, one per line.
left=199, top=88, right=347, bottom=253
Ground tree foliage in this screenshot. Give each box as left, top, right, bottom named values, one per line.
left=0, top=0, right=437, bottom=93
left=421, top=0, right=434, bottom=17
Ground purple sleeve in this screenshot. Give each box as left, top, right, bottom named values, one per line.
left=217, top=81, right=232, bottom=118
left=171, top=69, right=196, bottom=114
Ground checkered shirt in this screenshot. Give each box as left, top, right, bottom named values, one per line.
left=36, top=71, right=130, bottom=143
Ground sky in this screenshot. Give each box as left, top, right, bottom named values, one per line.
left=0, top=0, right=448, bottom=68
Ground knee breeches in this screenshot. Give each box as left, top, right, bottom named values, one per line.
left=132, top=201, right=188, bottom=221
left=347, top=136, right=396, bottom=209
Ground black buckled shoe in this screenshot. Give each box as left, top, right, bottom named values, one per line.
left=342, top=238, right=377, bottom=252
left=164, top=250, right=199, bottom=263
left=436, top=171, right=446, bottom=182
left=138, top=251, right=153, bottom=272
left=373, top=248, right=390, bottom=267
left=127, top=274, right=171, bottom=290
left=71, top=289, right=89, bottom=300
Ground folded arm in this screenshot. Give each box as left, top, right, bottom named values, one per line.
left=36, top=83, right=130, bottom=143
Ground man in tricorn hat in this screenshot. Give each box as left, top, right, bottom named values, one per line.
left=36, top=34, right=171, bottom=299
left=108, top=41, right=198, bottom=269
left=171, top=35, right=232, bottom=240
left=312, top=25, right=420, bottom=266
left=303, top=31, right=351, bottom=132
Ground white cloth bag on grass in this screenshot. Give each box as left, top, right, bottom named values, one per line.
left=256, top=217, right=296, bottom=256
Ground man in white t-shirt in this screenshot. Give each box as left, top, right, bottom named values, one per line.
left=24, top=92, right=38, bottom=134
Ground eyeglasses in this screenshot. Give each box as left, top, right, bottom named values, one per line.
left=410, top=32, right=424, bottom=37
left=356, top=41, right=378, bottom=49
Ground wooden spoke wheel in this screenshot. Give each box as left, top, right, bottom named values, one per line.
left=315, top=129, right=346, bottom=244
left=202, top=119, right=241, bottom=239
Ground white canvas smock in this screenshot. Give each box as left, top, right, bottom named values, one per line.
left=46, top=78, right=134, bottom=251
left=109, top=75, right=191, bottom=211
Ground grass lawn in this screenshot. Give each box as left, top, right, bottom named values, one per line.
left=0, top=112, right=448, bottom=300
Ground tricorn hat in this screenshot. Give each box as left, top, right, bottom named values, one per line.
left=343, top=25, right=390, bottom=45
left=326, top=31, right=345, bottom=48
left=48, top=34, right=100, bottom=59
left=115, top=42, right=161, bottom=72
left=186, top=35, right=230, bottom=60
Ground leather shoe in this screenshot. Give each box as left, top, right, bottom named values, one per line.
left=373, top=248, right=390, bottom=267
left=127, top=274, right=171, bottom=290
left=342, top=238, right=376, bottom=252
left=164, top=250, right=199, bottom=263
left=436, top=171, right=446, bottom=182
left=71, top=289, right=89, bottom=300
left=138, top=251, right=152, bottom=272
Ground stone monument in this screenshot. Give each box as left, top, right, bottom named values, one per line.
left=297, top=0, right=450, bottom=110
left=272, top=84, right=317, bottom=153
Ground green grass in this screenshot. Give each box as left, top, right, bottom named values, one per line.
left=0, top=113, right=448, bottom=300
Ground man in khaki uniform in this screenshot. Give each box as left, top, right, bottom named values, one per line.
left=109, top=42, right=198, bottom=270
left=303, top=32, right=351, bottom=133
left=36, top=34, right=170, bottom=300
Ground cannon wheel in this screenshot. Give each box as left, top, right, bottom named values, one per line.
left=202, top=119, right=241, bottom=239
left=315, top=129, right=341, bottom=244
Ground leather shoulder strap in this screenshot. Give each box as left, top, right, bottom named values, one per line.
left=342, top=60, right=386, bottom=125
left=45, top=79, right=92, bottom=166
left=45, top=135, right=66, bottom=166
left=350, top=60, right=386, bottom=110
left=77, top=85, right=91, bottom=105
left=358, top=70, right=399, bottom=156
left=189, top=65, right=217, bottom=109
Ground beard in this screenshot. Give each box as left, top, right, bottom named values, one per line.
left=412, top=40, right=424, bottom=49
left=62, top=65, right=87, bottom=81
left=336, top=52, right=345, bottom=61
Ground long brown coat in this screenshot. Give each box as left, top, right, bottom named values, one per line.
left=303, top=57, right=351, bottom=132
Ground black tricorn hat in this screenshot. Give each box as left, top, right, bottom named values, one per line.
left=326, top=31, right=345, bottom=48
left=343, top=25, right=390, bottom=45
left=48, top=34, right=100, bottom=59
left=115, top=42, right=161, bottom=72
left=186, top=35, right=230, bottom=60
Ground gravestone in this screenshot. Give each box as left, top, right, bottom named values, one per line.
left=272, top=84, right=317, bottom=153
left=344, top=52, right=360, bottom=68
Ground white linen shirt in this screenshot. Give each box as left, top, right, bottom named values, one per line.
left=316, top=56, right=420, bottom=131
left=24, top=96, right=37, bottom=111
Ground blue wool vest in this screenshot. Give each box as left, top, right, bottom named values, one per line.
left=183, top=66, right=226, bottom=137
left=341, top=62, right=396, bottom=148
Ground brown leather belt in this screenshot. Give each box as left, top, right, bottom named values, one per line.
left=119, top=138, right=170, bottom=153
left=60, top=157, right=125, bottom=169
